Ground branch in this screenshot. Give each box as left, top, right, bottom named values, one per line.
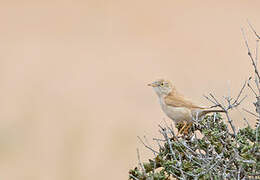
left=242, top=108, right=259, bottom=118
left=137, top=136, right=159, bottom=154
left=241, top=28, right=260, bottom=82
left=247, top=19, right=260, bottom=39
left=136, top=148, right=146, bottom=175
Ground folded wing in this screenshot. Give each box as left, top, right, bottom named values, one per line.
left=164, top=92, right=205, bottom=109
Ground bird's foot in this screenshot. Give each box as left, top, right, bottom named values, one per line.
left=183, top=123, right=192, bottom=136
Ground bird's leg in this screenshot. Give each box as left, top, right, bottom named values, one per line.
left=177, top=121, right=187, bottom=136
left=183, top=122, right=192, bottom=135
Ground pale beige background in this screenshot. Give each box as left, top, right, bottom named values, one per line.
left=0, top=0, right=259, bottom=179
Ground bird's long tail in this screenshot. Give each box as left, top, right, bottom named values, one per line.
left=200, top=109, right=225, bottom=116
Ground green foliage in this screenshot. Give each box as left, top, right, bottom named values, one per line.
left=129, top=114, right=260, bottom=179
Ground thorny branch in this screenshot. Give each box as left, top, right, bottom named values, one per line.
left=241, top=28, right=260, bottom=83
left=247, top=19, right=260, bottom=40
left=203, top=81, right=247, bottom=136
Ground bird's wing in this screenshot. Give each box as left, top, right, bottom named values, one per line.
left=164, top=93, right=204, bottom=109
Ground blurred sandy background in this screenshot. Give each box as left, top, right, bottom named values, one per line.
left=0, top=0, right=260, bottom=179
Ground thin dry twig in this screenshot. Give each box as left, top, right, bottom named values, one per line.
left=247, top=77, right=258, bottom=97
left=242, top=108, right=259, bottom=118
left=247, top=19, right=260, bottom=39
left=137, top=136, right=159, bottom=154
left=136, top=148, right=146, bottom=175
left=241, top=28, right=260, bottom=82
left=233, top=80, right=247, bottom=106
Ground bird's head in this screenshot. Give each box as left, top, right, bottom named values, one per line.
left=148, top=79, right=173, bottom=96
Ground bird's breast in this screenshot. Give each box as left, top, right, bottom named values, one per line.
left=159, top=98, right=192, bottom=123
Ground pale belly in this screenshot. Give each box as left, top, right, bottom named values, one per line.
left=159, top=99, right=192, bottom=123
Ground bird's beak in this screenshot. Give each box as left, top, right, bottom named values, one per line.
left=147, top=82, right=157, bottom=87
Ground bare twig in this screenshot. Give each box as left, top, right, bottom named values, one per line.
left=204, top=93, right=237, bottom=135
left=233, top=81, right=247, bottom=106
left=137, top=136, right=159, bottom=154
left=137, top=148, right=146, bottom=175
left=255, top=39, right=260, bottom=94
left=247, top=77, right=258, bottom=96
left=242, top=108, right=259, bottom=118
left=209, top=93, right=223, bottom=109
left=247, top=19, right=260, bottom=39
left=241, top=28, right=260, bottom=82
left=203, top=94, right=220, bottom=108
left=161, top=127, right=175, bottom=158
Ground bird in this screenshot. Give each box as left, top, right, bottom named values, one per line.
left=148, top=79, right=225, bottom=135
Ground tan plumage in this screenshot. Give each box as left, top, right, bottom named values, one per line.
left=148, top=79, right=225, bottom=135
left=164, top=91, right=204, bottom=110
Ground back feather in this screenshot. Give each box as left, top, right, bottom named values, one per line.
left=164, top=91, right=205, bottom=109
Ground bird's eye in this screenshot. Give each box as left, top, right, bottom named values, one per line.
left=160, top=82, right=164, bottom=86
